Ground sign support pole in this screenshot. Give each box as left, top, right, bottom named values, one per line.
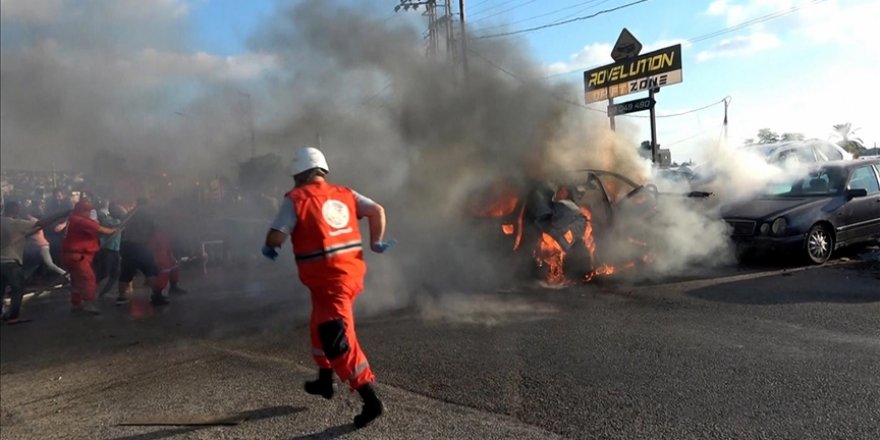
left=649, top=88, right=658, bottom=164
left=608, top=95, right=616, bottom=132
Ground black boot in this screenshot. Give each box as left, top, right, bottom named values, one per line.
left=353, top=383, right=384, bottom=429
left=150, top=289, right=170, bottom=306
left=303, top=368, right=336, bottom=399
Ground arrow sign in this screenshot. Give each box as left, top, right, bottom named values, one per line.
left=610, top=28, right=642, bottom=62
left=607, top=96, right=655, bottom=117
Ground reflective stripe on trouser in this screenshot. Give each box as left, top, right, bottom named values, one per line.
left=309, top=281, right=375, bottom=390
left=61, top=252, right=97, bottom=306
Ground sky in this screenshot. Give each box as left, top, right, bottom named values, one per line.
left=2, top=0, right=878, bottom=165
left=184, top=0, right=879, bottom=163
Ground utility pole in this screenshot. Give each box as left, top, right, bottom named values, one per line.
left=648, top=88, right=658, bottom=163
left=395, top=1, right=442, bottom=58
left=245, top=93, right=256, bottom=158
left=722, top=96, right=731, bottom=145
left=458, top=0, right=469, bottom=78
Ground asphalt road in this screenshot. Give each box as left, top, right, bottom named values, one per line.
left=1, top=258, right=878, bottom=439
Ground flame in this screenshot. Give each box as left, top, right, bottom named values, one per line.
left=513, top=204, right=525, bottom=251
left=501, top=224, right=515, bottom=235
left=584, top=264, right=615, bottom=282
left=470, top=183, right=520, bottom=218
left=535, top=233, right=568, bottom=285
left=580, top=207, right=597, bottom=261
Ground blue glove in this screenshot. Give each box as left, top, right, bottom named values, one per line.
left=370, top=239, right=397, bottom=254
left=262, top=245, right=279, bottom=261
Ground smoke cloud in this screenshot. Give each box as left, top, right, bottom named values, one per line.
left=1, top=0, right=802, bottom=318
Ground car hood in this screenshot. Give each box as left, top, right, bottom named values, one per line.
left=721, top=196, right=830, bottom=220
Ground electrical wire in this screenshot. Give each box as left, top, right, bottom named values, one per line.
left=626, top=96, right=730, bottom=119
left=688, top=0, right=827, bottom=44
left=470, top=0, right=539, bottom=22
left=473, top=0, right=651, bottom=39
left=542, top=0, right=829, bottom=78
left=477, top=0, right=608, bottom=30
left=470, top=47, right=732, bottom=121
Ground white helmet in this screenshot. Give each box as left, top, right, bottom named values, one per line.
left=290, top=146, right=329, bottom=176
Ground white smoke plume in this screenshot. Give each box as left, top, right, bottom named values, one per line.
left=1, top=0, right=800, bottom=318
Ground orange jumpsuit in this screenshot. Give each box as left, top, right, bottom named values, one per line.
left=288, top=181, right=374, bottom=390
left=150, top=229, right=179, bottom=291
left=61, top=201, right=102, bottom=306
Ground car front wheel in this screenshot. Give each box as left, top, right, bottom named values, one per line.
left=805, top=224, right=833, bottom=264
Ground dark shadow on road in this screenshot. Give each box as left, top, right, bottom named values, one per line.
left=110, top=406, right=306, bottom=440
left=687, top=262, right=880, bottom=305
left=110, top=427, right=203, bottom=440
left=242, top=404, right=307, bottom=421
left=287, top=423, right=356, bottom=440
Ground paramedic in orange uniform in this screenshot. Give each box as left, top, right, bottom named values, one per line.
left=262, top=146, right=393, bottom=429
left=61, top=199, right=116, bottom=315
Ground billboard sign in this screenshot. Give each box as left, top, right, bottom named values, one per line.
left=584, top=44, right=682, bottom=104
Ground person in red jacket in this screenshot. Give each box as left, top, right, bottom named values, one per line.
left=263, top=146, right=394, bottom=429
left=61, top=199, right=116, bottom=315
left=149, top=227, right=187, bottom=298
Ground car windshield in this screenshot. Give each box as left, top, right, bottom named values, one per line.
left=763, top=168, right=845, bottom=197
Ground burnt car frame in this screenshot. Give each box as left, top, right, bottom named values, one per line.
left=721, top=159, right=880, bottom=264
left=469, top=169, right=706, bottom=281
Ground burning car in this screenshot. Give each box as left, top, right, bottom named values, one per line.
left=468, top=169, right=702, bottom=285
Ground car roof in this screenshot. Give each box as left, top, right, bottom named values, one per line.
left=818, top=158, right=879, bottom=170
left=743, top=139, right=839, bottom=153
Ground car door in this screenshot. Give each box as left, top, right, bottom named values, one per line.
left=837, top=164, right=880, bottom=243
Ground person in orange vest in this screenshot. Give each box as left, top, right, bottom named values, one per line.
left=61, top=199, right=117, bottom=315
left=263, top=146, right=393, bottom=429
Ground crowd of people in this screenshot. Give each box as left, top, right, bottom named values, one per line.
left=1, top=174, right=191, bottom=324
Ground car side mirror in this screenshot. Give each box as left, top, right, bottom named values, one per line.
left=846, top=188, right=868, bottom=199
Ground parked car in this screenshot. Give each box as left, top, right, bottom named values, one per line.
left=721, top=159, right=880, bottom=264
left=744, top=140, right=853, bottom=164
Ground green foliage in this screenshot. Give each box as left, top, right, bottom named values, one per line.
left=756, top=128, right=780, bottom=144
left=832, top=122, right=865, bottom=156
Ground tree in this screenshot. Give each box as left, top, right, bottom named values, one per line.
left=832, top=122, right=865, bottom=156
left=781, top=132, right=805, bottom=142
left=756, top=128, right=780, bottom=144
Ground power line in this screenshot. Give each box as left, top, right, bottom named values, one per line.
left=469, top=0, right=520, bottom=18
left=664, top=127, right=721, bottom=147
left=477, top=0, right=608, bottom=30
left=473, top=0, right=651, bottom=39
left=470, top=0, right=539, bottom=23
left=467, top=49, right=605, bottom=114
left=542, top=0, right=829, bottom=78
left=688, top=0, right=827, bottom=43
left=626, top=96, right=730, bottom=119
left=470, top=47, right=731, bottom=121
left=555, top=0, right=613, bottom=21
left=469, top=0, right=495, bottom=9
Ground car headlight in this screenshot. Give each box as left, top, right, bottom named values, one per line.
left=771, top=218, right=787, bottom=235
left=759, top=223, right=771, bottom=235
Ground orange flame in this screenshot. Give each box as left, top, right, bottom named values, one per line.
left=584, top=264, right=616, bottom=282
left=580, top=207, right=597, bottom=261
left=535, top=233, right=568, bottom=285
left=512, top=204, right=526, bottom=251
left=470, top=183, right=520, bottom=218
left=501, top=224, right=515, bottom=235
